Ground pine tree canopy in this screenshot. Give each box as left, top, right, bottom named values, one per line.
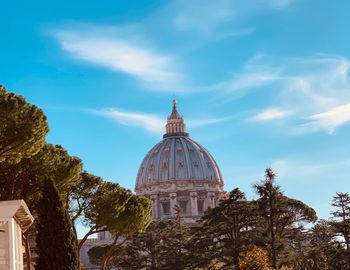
left=0, top=85, right=48, bottom=164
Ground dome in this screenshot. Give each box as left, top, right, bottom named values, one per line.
left=135, top=100, right=223, bottom=189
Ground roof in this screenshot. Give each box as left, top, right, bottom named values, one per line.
left=0, top=200, right=34, bottom=231
left=135, top=101, right=223, bottom=188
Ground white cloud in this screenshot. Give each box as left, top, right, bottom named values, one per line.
left=252, top=108, right=293, bottom=121
left=93, top=108, right=164, bottom=134
left=51, top=29, right=187, bottom=93
left=302, top=103, right=350, bottom=134
left=91, top=108, right=232, bottom=135
left=216, top=54, right=350, bottom=134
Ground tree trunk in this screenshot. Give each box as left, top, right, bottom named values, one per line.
left=345, top=236, right=350, bottom=269
left=100, top=236, right=119, bottom=270
left=78, top=226, right=98, bottom=252
left=270, top=225, right=277, bottom=270
left=233, top=250, right=239, bottom=270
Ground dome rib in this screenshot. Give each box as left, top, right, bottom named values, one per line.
left=179, top=137, right=192, bottom=180
left=155, top=139, right=168, bottom=182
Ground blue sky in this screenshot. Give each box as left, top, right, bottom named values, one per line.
left=2, top=0, right=350, bottom=231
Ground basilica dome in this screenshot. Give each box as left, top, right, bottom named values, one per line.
left=135, top=136, right=222, bottom=187
left=135, top=100, right=225, bottom=221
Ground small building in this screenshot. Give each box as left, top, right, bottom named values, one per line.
left=0, top=200, right=34, bottom=270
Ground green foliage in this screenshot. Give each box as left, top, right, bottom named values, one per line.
left=81, top=181, right=151, bottom=237
left=35, top=178, right=79, bottom=270
left=239, top=245, right=270, bottom=270
left=0, top=85, right=48, bottom=164
left=253, top=168, right=317, bottom=270
left=159, top=205, right=192, bottom=270
left=191, top=188, right=258, bottom=270
left=90, top=221, right=169, bottom=270
left=93, top=209, right=192, bottom=270
left=79, top=181, right=152, bottom=269
left=0, top=143, right=82, bottom=208
left=69, top=172, right=103, bottom=223
left=330, top=192, right=350, bottom=268
left=84, top=182, right=132, bottom=230
left=88, top=245, right=111, bottom=266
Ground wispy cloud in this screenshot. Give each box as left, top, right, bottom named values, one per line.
left=271, top=158, right=350, bottom=180
left=188, top=115, right=235, bottom=127
left=252, top=108, right=293, bottom=121
left=302, top=103, right=350, bottom=134
left=216, top=54, right=350, bottom=134
left=49, top=0, right=296, bottom=94
left=173, top=0, right=236, bottom=34
left=171, top=0, right=294, bottom=35
left=51, top=27, right=188, bottom=93
left=92, top=108, right=164, bottom=134
left=91, top=108, right=232, bottom=135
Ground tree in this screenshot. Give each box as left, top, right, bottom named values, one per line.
left=281, top=226, right=329, bottom=270
left=89, top=220, right=169, bottom=270
left=99, top=193, right=152, bottom=270
left=0, top=85, right=48, bottom=164
left=330, top=192, right=350, bottom=268
left=77, top=182, right=133, bottom=251
left=88, top=245, right=112, bottom=268
left=69, top=172, right=103, bottom=239
left=98, top=206, right=192, bottom=270
left=239, top=245, right=270, bottom=270
left=253, top=168, right=317, bottom=270
left=0, top=143, right=82, bottom=205
left=158, top=205, right=192, bottom=270
left=310, top=220, right=348, bottom=270
left=192, top=188, right=258, bottom=270
left=77, top=181, right=152, bottom=269
left=35, top=178, right=79, bottom=270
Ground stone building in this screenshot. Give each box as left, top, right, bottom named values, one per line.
left=135, top=100, right=225, bottom=223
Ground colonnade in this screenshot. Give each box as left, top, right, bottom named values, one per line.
left=150, top=191, right=217, bottom=219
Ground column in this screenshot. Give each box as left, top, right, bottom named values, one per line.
left=169, top=192, right=177, bottom=217
left=150, top=194, right=159, bottom=219
left=205, top=192, right=215, bottom=210
left=189, top=191, right=198, bottom=217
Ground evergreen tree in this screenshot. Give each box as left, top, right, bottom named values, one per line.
left=330, top=192, right=350, bottom=268
left=158, top=205, right=191, bottom=270
left=192, top=188, right=258, bottom=270
left=254, top=168, right=317, bottom=270
left=36, top=178, right=79, bottom=270
left=309, top=220, right=348, bottom=270
left=89, top=220, right=169, bottom=270
left=0, top=85, right=48, bottom=164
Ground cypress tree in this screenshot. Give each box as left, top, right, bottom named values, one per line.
left=36, top=178, right=79, bottom=270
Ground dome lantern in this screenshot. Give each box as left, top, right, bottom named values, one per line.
left=164, top=99, right=189, bottom=138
